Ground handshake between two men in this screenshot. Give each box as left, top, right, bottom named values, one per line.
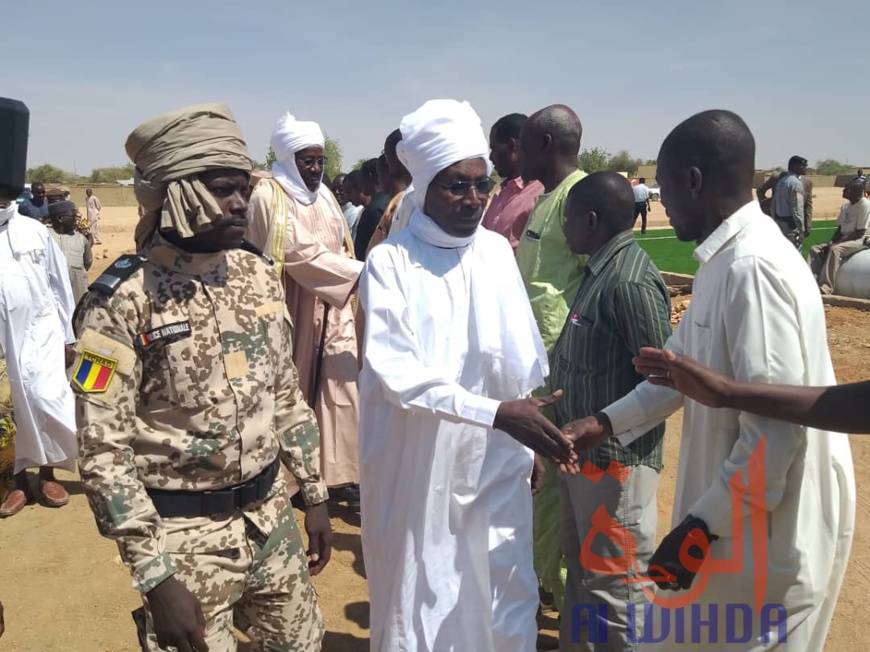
left=490, top=389, right=613, bottom=475
left=493, top=347, right=718, bottom=594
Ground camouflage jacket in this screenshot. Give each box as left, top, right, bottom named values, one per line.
left=72, top=235, right=328, bottom=593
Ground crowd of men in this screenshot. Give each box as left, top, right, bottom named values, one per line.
left=0, top=94, right=863, bottom=652
left=757, top=158, right=870, bottom=293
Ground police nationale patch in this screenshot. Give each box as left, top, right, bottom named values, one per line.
left=73, top=350, right=118, bottom=393
left=135, top=321, right=192, bottom=348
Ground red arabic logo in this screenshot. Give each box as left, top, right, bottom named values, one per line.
left=579, top=436, right=768, bottom=612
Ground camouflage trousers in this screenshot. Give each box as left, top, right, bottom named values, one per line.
left=141, top=491, right=323, bottom=652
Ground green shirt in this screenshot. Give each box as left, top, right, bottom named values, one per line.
left=551, top=231, right=671, bottom=470
left=516, top=169, right=588, bottom=353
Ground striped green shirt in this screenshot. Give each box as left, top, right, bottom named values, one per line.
left=551, top=230, right=671, bottom=470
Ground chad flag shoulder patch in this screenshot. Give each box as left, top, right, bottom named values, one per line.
left=73, top=350, right=119, bottom=393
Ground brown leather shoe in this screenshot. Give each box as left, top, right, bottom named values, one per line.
left=40, top=481, right=70, bottom=507
left=0, top=489, right=28, bottom=517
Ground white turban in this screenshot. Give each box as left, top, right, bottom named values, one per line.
left=269, top=113, right=326, bottom=206
left=397, top=99, right=491, bottom=211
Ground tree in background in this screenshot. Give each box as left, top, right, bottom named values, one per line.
left=578, top=148, right=647, bottom=176
left=606, top=150, right=644, bottom=176
left=323, top=136, right=342, bottom=181
left=814, top=159, right=858, bottom=176
left=26, top=164, right=75, bottom=184
left=88, top=163, right=135, bottom=183
left=578, top=147, right=610, bottom=174
left=352, top=158, right=368, bottom=172
left=264, top=135, right=343, bottom=181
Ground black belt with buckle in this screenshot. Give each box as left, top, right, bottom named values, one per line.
left=146, top=458, right=281, bottom=518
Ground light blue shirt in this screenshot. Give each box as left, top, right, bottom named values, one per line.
left=773, top=173, right=804, bottom=230
left=19, top=199, right=49, bottom=220
left=632, top=183, right=650, bottom=202
left=342, top=202, right=362, bottom=239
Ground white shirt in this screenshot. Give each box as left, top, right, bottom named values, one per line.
left=359, top=210, right=545, bottom=652
left=836, top=197, right=870, bottom=236
left=602, top=202, right=855, bottom=651
left=86, top=194, right=101, bottom=221
left=632, top=183, right=650, bottom=202
left=0, top=205, right=77, bottom=472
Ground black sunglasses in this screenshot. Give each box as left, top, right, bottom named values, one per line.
left=438, top=177, right=496, bottom=197
left=296, top=156, right=328, bottom=169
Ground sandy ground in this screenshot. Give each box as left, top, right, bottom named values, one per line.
left=0, top=203, right=866, bottom=651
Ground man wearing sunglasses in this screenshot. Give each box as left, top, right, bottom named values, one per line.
left=358, top=99, right=577, bottom=652
left=248, top=113, right=364, bottom=508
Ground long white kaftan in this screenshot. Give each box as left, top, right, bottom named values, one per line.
left=0, top=205, right=77, bottom=472
left=359, top=210, right=547, bottom=652
left=602, top=203, right=855, bottom=651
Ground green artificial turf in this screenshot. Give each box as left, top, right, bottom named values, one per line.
left=635, top=220, right=838, bottom=275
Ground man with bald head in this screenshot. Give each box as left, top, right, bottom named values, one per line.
left=359, top=99, right=576, bottom=651
left=516, top=103, right=587, bottom=614
left=565, top=110, right=854, bottom=650
left=19, top=181, right=48, bottom=220
left=554, top=172, right=671, bottom=650
left=808, top=178, right=870, bottom=294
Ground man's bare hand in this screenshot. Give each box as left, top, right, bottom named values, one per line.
left=146, top=576, right=208, bottom=652
left=633, top=347, right=733, bottom=408
left=558, top=415, right=612, bottom=473
left=494, top=391, right=577, bottom=465
left=305, top=501, right=333, bottom=576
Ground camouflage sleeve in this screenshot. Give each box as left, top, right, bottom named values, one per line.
left=73, top=291, right=177, bottom=594
left=273, top=311, right=329, bottom=506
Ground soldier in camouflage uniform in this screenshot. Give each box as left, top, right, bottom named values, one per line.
left=72, top=104, right=331, bottom=652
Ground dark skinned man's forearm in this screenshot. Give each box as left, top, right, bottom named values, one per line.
left=721, top=379, right=870, bottom=434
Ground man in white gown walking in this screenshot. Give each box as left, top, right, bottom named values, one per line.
left=359, top=99, right=577, bottom=652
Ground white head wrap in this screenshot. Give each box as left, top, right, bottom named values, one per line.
left=270, top=113, right=326, bottom=206
left=397, top=99, right=492, bottom=211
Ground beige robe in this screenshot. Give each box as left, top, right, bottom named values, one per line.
left=248, top=180, right=363, bottom=488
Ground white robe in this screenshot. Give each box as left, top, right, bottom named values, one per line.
left=359, top=210, right=546, bottom=652
left=0, top=205, right=77, bottom=472
left=603, top=202, right=855, bottom=651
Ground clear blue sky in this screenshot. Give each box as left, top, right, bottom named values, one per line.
left=4, top=0, right=867, bottom=175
